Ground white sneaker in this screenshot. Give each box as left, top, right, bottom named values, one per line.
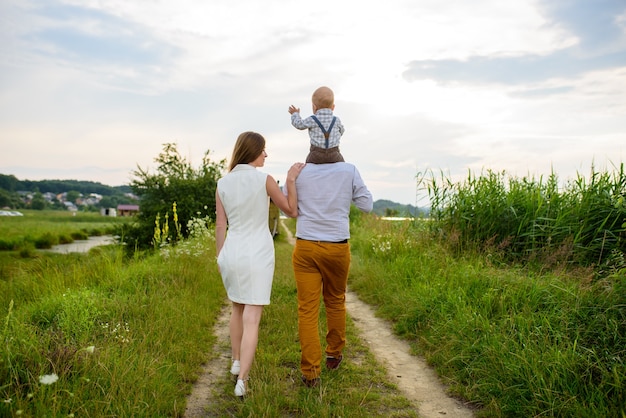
left=230, top=360, right=240, bottom=376
left=234, top=379, right=246, bottom=397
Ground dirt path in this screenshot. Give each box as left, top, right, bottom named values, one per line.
left=184, top=222, right=475, bottom=417
left=184, top=304, right=230, bottom=417
left=345, top=292, right=474, bottom=417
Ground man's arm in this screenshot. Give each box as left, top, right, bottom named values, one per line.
left=352, top=166, right=373, bottom=213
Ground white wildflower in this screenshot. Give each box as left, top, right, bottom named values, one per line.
left=39, top=374, right=59, bottom=385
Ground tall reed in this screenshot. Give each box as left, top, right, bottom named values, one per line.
left=425, top=164, right=626, bottom=274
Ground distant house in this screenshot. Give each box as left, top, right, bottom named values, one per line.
left=116, top=204, right=140, bottom=217
left=100, top=208, right=117, bottom=217
left=64, top=201, right=78, bottom=212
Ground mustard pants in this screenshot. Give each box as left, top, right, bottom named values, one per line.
left=292, top=239, right=351, bottom=379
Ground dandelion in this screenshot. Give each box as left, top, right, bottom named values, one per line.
left=39, top=373, right=59, bottom=385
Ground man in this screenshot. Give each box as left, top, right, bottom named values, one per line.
left=289, top=162, right=373, bottom=387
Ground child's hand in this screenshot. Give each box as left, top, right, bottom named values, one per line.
left=288, top=105, right=300, bottom=114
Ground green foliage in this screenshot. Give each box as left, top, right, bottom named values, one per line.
left=27, top=289, right=103, bottom=344
left=0, top=173, right=136, bottom=211
left=0, top=188, right=15, bottom=207
left=124, top=143, right=226, bottom=250
left=349, top=215, right=626, bottom=417
left=205, top=230, right=419, bottom=417
left=65, top=190, right=80, bottom=203
left=0, top=210, right=127, bottom=252
left=0, top=233, right=224, bottom=417
left=0, top=215, right=428, bottom=417
left=0, top=174, right=132, bottom=196
left=33, top=232, right=58, bottom=249
left=426, top=163, right=626, bottom=273
left=30, top=191, right=46, bottom=210
left=0, top=174, right=20, bottom=191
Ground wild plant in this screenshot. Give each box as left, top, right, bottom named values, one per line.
left=159, top=206, right=215, bottom=258
left=425, top=163, right=626, bottom=274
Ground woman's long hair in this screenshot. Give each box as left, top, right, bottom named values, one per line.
left=228, top=131, right=266, bottom=171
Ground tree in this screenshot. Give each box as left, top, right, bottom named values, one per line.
left=30, top=191, right=46, bottom=210
left=123, top=143, right=226, bottom=250
left=0, top=174, right=19, bottom=192
left=0, top=189, right=13, bottom=208
left=66, top=190, right=81, bottom=203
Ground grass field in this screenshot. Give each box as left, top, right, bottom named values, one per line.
left=348, top=214, right=625, bottom=417
left=0, top=216, right=420, bottom=417
left=1, top=209, right=624, bottom=416
left=0, top=210, right=129, bottom=251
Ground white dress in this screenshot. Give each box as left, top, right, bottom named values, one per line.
left=216, top=164, right=274, bottom=305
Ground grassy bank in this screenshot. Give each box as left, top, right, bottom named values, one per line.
left=348, top=214, right=625, bottom=417
left=1, top=236, right=224, bottom=416
left=0, top=210, right=127, bottom=251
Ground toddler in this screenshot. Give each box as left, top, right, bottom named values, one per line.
left=288, top=86, right=345, bottom=164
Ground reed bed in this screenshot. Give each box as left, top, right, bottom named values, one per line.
left=425, top=164, right=626, bottom=275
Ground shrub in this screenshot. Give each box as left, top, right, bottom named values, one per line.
left=34, top=232, right=58, bottom=249
left=124, top=143, right=226, bottom=251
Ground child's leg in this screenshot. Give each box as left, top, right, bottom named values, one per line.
left=306, top=146, right=345, bottom=164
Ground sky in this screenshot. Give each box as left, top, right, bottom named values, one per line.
left=1, top=0, right=625, bottom=206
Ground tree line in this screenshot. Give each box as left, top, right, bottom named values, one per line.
left=0, top=174, right=134, bottom=211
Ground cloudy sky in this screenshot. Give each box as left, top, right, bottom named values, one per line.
left=1, top=0, right=625, bottom=205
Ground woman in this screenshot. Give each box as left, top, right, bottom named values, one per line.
left=215, top=131, right=304, bottom=397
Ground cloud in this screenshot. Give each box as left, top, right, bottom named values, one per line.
left=404, top=49, right=626, bottom=86
left=1, top=0, right=625, bottom=206
left=403, top=0, right=626, bottom=86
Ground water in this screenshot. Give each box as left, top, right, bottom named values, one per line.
left=45, top=235, right=116, bottom=254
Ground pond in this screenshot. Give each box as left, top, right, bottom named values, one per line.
left=44, top=235, right=116, bottom=254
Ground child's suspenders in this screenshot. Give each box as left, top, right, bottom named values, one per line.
left=310, top=115, right=336, bottom=148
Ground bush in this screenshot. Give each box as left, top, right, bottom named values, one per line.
left=124, top=143, right=226, bottom=251
left=70, top=231, right=89, bottom=240
left=34, top=232, right=58, bottom=249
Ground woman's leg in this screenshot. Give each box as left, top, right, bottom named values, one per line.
left=237, top=304, right=264, bottom=381
left=230, top=302, right=244, bottom=361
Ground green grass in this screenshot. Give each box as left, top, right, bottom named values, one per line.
left=425, top=164, right=626, bottom=272
left=0, top=210, right=128, bottom=250
left=1, top=238, right=225, bottom=417
left=0, top=218, right=419, bottom=417
left=2, top=209, right=624, bottom=416
left=206, top=230, right=418, bottom=417
left=349, top=215, right=626, bottom=417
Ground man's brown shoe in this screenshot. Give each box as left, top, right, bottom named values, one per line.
left=326, top=355, right=343, bottom=370
left=301, top=375, right=320, bottom=388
